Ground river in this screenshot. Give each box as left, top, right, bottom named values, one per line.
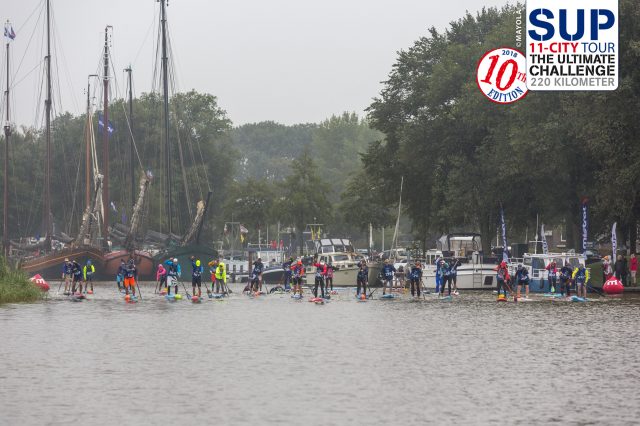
left=1, top=283, right=639, bottom=425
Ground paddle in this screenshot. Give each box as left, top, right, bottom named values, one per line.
left=179, top=279, right=192, bottom=298
left=136, top=281, right=143, bottom=301
left=56, top=280, right=64, bottom=296
left=586, top=284, right=604, bottom=297
left=367, top=287, right=378, bottom=299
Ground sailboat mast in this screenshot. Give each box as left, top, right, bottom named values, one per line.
left=102, top=26, right=111, bottom=248
left=125, top=66, right=135, bottom=209
left=85, top=75, right=96, bottom=210
left=3, top=22, right=11, bottom=256
left=44, top=0, right=52, bottom=248
left=160, top=0, right=172, bottom=236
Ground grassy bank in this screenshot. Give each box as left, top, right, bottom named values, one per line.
left=0, top=258, right=43, bottom=305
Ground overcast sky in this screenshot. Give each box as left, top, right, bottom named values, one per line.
left=2, top=0, right=513, bottom=128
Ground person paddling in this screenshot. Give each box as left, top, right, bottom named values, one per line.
left=156, top=263, right=167, bottom=293
left=208, top=259, right=218, bottom=294
left=439, top=260, right=452, bottom=297
left=572, top=263, right=590, bottom=299
left=381, top=259, right=396, bottom=296
left=545, top=261, right=558, bottom=293
left=62, top=258, right=73, bottom=295
left=356, top=259, right=369, bottom=298
left=124, top=259, right=137, bottom=297
left=282, top=257, right=293, bottom=291
left=116, top=260, right=126, bottom=293
left=312, top=257, right=327, bottom=299
left=291, top=259, right=305, bottom=297
left=515, top=264, right=530, bottom=300
left=559, top=262, right=573, bottom=297
left=495, top=261, right=510, bottom=300
left=165, top=258, right=181, bottom=296
left=71, top=260, right=82, bottom=294
left=326, top=261, right=335, bottom=293
left=409, top=261, right=423, bottom=297
left=450, top=258, right=460, bottom=295
left=191, top=257, right=203, bottom=298
left=82, top=259, right=95, bottom=294
left=215, top=258, right=227, bottom=295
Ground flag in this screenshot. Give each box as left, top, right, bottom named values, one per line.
left=223, top=223, right=228, bottom=235
left=541, top=224, right=549, bottom=255
left=239, top=224, right=248, bottom=234
left=611, top=222, right=617, bottom=262
left=110, top=201, right=117, bottom=212
left=4, top=21, right=15, bottom=43
left=240, top=234, right=245, bottom=243
left=97, top=113, right=114, bottom=134
left=500, top=207, right=509, bottom=262
left=310, top=228, right=315, bottom=240
left=581, top=200, right=589, bottom=254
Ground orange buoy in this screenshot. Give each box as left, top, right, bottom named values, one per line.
left=124, top=294, right=131, bottom=302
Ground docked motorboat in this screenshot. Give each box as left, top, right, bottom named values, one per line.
left=422, top=233, right=497, bottom=290
left=508, top=252, right=588, bottom=292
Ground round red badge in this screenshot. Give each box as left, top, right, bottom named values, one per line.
left=476, top=47, right=528, bottom=104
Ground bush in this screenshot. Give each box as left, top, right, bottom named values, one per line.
left=0, top=257, right=43, bottom=304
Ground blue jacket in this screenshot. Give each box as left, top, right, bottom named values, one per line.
left=191, top=260, right=203, bottom=278
left=62, top=262, right=73, bottom=275
left=409, top=266, right=422, bottom=280
left=125, top=263, right=137, bottom=279
left=381, top=264, right=396, bottom=280
left=515, top=267, right=529, bottom=283
left=449, top=260, right=460, bottom=277
left=357, top=265, right=369, bottom=281
left=165, top=260, right=182, bottom=277
left=560, top=266, right=572, bottom=280
left=252, top=261, right=264, bottom=277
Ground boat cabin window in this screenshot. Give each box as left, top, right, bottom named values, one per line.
left=530, top=258, right=545, bottom=271
left=332, top=254, right=349, bottom=262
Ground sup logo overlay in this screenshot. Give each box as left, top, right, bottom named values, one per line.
left=476, top=47, right=528, bottom=104
left=526, top=0, right=618, bottom=91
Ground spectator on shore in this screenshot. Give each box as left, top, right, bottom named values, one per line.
left=614, top=254, right=628, bottom=286
left=630, top=253, right=637, bottom=286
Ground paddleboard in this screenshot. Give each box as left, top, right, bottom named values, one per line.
left=210, top=293, right=224, bottom=299
left=191, top=296, right=202, bottom=303
left=571, top=296, right=587, bottom=303
left=70, top=296, right=83, bottom=302
left=440, top=295, right=453, bottom=301
left=514, top=297, right=533, bottom=302
left=496, top=298, right=507, bottom=302
left=380, top=294, right=396, bottom=299
left=291, top=294, right=303, bottom=300
left=165, top=294, right=176, bottom=301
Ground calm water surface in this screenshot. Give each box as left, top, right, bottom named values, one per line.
left=1, top=283, right=639, bottom=425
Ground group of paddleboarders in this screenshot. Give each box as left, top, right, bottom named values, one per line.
left=153, top=256, right=229, bottom=299
left=495, top=260, right=591, bottom=301
left=116, top=259, right=139, bottom=297
left=61, top=258, right=95, bottom=296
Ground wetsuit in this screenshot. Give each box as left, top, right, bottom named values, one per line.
left=546, top=263, right=557, bottom=293
left=357, top=263, right=369, bottom=297
left=71, top=261, right=83, bottom=293
left=326, top=265, right=334, bottom=291
left=282, top=260, right=293, bottom=290
left=515, top=266, right=529, bottom=298
left=440, top=262, right=452, bottom=296
left=251, top=261, right=264, bottom=292
left=559, top=265, right=572, bottom=296
left=313, top=263, right=327, bottom=298
left=449, top=259, right=460, bottom=291
left=117, top=262, right=126, bottom=292
left=409, top=265, right=423, bottom=297
left=192, top=261, right=203, bottom=296
left=291, top=263, right=305, bottom=296
left=435, top=259, right=443, bottom=293
left=495, top=265, right=509, bottom=297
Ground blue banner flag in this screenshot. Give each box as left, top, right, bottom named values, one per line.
left=611, top=222, right=617, bottom=262
left=581, top=200, right=589, bottom=254
left=97, top=113, right=115, bottom=134
left=541, top=224, right=549, bottom=255
left=500, top=207, right=509, bottom=262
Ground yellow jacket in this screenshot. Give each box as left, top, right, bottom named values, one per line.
left=571, top=267, right=590, bottom=283
left=215, top=262, right=226, bottom=282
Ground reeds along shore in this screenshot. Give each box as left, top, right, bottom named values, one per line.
left=0, top=258, right=43, bottom=304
